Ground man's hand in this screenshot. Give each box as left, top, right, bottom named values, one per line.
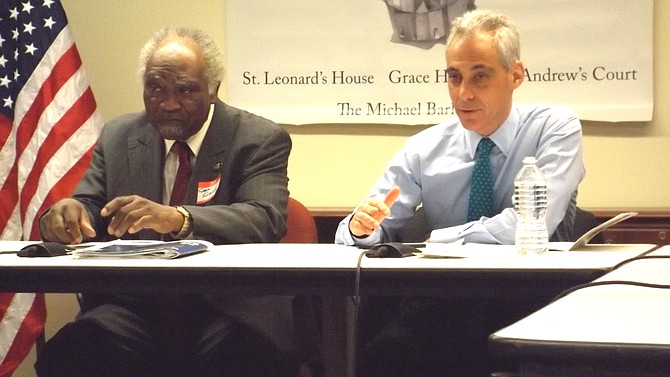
left=39, top=198, right=96, bottom=244
left=101, top=195, right=184, bottom=238
left=349, top=186, right=401, bottom=237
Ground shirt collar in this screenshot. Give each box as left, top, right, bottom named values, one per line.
left=466, top=105, right=518, bottom=158
left=164, top=103, right=215, bottom=158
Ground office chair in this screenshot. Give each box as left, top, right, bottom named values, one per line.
left=278, top=197, right=323, bottom=377
left=572, top=207, right=605, bottom=243
left=280, top=197, right=318, bottom=244
left=396, top=205, right=430, bottom=243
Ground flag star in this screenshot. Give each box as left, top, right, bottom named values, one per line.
left=14, top=49, right=19, bottom=60
left=14, top=69, right=20, bottom=80
left=0, top=55, right=7, bottom=68
left=0, top=35, right=5, bottom=47
left=12, top=29, right=19, bottom=40
left=3, top=96, right=13, bottom=109
left=25, top=43, right=37, bottom=55
left=43, top=0, right=55, bottom=8
left=10, top=8, right=19, bottom=20
left=44, top=16, right=56, bottom=29
left=22, top=1, right=35, bottom=14
left=0, top=76, right=11, bottom=88
left=24, top=22, right=36, bottom=35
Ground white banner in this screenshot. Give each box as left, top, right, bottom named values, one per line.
left=226, top=0, right=653, bottom=125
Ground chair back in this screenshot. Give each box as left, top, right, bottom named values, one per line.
left=280, top=198, right=323, bottom=376
left=396, top=206, right=430, bottom=243
left=573, top=207, right=605, bottom=243
left=281, top=197, right=318, bottom=243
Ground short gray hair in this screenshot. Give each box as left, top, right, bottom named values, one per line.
left=446, top=9, right=520, bottom=71
left=138, top=27, right=224, bottom=95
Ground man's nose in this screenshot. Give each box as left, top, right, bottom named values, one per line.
left=458, top=82, right=475, bottom=100
left=160, top=92, right=181, bottom=111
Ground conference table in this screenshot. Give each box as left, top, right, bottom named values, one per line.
left=0, top=241, right=656, bottom=377
left=489, top=246, right=670, bottom=376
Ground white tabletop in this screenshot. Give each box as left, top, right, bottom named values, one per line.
left=0, top=241, right=656, bottom=298
left=0, top=242, right=364, bottom=269
left=1, top=241, right=651, bottom=271
left=361, top=242, right=653, bottom=270
left=492, top=246, right=670, bottom=345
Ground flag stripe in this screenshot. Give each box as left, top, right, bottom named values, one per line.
left=22, top=93, right=100, bottom=238
left=16, top=45, right=81, bottom=162
left=19, top=61, right=99, bottom=239
left=13, top=29, right=77, bottom=141
left=20, top=87, right=96, bottom=223
left=0, top=116, right=12, bottom=152
left=0, top=44, right=83, bottom=236
left=0, top=167, right=19, bottom=239
left=0, top=1, right=104, bottom=374
left=0, top=293, right=45, bottom=374
left=0, top=28, right=76, bottom=190
left=29, top=141, right=97, bottom=240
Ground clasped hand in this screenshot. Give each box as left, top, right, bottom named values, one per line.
left=39, top=196, right=184, bottom=244
left=349, top=186, right=400, bottom=237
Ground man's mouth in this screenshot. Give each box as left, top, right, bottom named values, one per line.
left=158, top=118, right=184, bottom=124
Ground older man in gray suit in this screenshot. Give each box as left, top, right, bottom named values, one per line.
left=36, top=27, right=297, bottom=377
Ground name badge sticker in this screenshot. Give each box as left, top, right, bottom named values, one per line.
left=197, top=174, right=221, bottom=204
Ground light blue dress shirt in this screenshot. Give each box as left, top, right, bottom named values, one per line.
left=335, top=104, right=585, bottom=246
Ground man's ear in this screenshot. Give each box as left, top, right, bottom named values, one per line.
left=210, top=82, right=221, bottom=102
left=511, top=60, right=525, bottom=88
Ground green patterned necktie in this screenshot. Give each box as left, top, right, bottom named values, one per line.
left=467, top=138, right=495, bottom=222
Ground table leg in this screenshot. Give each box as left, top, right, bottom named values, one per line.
left=321, top=296, right=355, bottom=377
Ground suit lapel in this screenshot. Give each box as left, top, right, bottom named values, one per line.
left=190, top=101, right=236, bottom=204
left=128, top=120, right=163, bottom=202
left=123, top=101, right=235, bottom=206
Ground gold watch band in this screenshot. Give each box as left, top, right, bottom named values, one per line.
left=172, top=205, right=192, bottom=239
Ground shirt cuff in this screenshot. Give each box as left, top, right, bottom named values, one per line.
left=430, top=223, right=474, bottom=243
left=336, top=214, right=382, bottom=246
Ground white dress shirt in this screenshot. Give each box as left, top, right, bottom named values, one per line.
left=335, top=104, right=585, bottom=246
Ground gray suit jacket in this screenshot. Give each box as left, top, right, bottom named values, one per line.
left=73, top=100, right=297, bottom=354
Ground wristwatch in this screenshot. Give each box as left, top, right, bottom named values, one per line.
left=172, top=205, right=193, bottom=239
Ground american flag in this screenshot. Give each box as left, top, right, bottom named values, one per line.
left=0, top=0, right=103, bottom=374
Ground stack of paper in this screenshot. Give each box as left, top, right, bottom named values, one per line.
left=72, top=240, right=213, bottom=259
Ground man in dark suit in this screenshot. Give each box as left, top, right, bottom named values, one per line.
left=36, top=27, right=296, bottom=377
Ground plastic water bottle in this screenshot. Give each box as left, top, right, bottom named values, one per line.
left=513, top=157, right=548, bottom=255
